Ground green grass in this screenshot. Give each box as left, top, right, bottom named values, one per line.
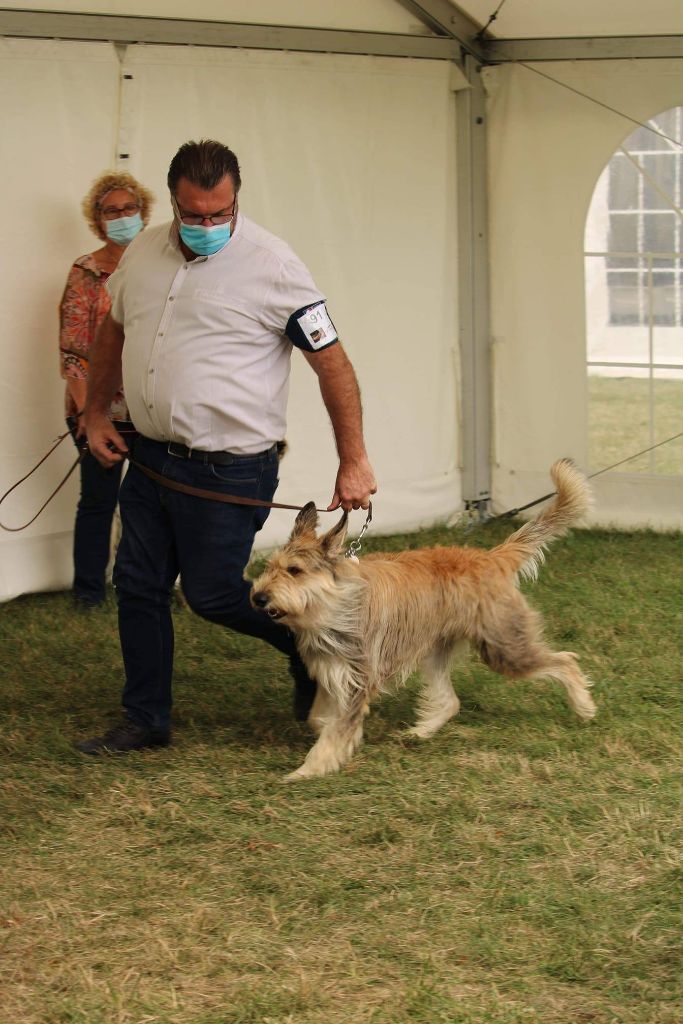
left=588, top=376, right=683, bottom=475
left=1, top=520, right=682, bottom=1024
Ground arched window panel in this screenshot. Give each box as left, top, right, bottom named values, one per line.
left=585, top=106, right=683, bottom=477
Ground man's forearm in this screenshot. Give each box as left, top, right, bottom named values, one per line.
left=307, top=344, right=368, bottom=462
left=84, top=313, right=124, bottom=417
left=304, top=342, right=377, bottom=510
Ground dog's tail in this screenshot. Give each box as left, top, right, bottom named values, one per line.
left=494, top=459, right=591, bottom=581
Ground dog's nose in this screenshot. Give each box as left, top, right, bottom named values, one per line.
left=252, top=591, right=269, bottom=608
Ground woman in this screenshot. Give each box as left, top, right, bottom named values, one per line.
left=59, top=171, right=154, bottom=607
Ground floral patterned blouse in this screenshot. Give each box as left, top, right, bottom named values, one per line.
left=58, top=253, right=128, bottom=420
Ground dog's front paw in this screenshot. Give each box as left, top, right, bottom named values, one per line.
left=402, top=725, right=433, bottom=741
left=282, top=757, right=344, bottom=786
left=282, top=765, right=320, bottom=783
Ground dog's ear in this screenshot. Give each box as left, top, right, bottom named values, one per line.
left=291, top=501, right=318, bottom=539
left=321, top=511, right=348, bottom=559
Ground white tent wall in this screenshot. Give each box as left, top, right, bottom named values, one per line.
left=0, top=36, right=459, bottom=603
left=117, top=44, right=460, bottom=550
left=0, top=38, right=120, bottom=602
left=483, top=59, right=683, bottom=530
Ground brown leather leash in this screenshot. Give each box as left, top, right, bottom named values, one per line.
left=128, top=457, right=332, bottom=513
left=129, top=457, right=374, bottom=558
left=0, top=429, right=372, bottom=531
left=0, top=429, right=85, bottom=532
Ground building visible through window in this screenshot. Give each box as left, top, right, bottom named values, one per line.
left=607, top=107, right=682, bottom=326
left=584, top=107, right=683, bottom=477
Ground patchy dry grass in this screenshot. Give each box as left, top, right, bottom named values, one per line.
left=1, top=520, right=681, bottom=1023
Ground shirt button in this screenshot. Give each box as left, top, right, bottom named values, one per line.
left=169, top=296, right=175, bottom=301
left=158, top=332, right=164, bottom=337
left=148, top=403, right=154, bottom=409
left=149, top=369, right=154, bottom=375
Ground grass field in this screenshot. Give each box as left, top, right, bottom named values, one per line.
left=588, top=376, right=683, bottom=475
left=1, top=519, right=682, bottom=1024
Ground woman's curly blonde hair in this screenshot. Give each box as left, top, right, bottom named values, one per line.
left=82, top=171, right=155, bottom=241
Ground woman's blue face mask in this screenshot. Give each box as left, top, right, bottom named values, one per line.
left=178, top=220, right=232, bottom=256
left=105, top=212, right=143, bottom=246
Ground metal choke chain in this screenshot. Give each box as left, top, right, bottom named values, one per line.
left=345, top=502, right=373, bottom=559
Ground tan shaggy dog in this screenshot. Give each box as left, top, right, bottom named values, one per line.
left=251, top=460, right=596, bottom=781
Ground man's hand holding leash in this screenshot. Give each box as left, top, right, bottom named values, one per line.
left=329, top=454, right=377, bottom=513
left=84, top=411, right=128, bottom=469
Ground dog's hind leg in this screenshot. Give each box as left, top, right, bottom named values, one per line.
left=405, top=640, right=466, bottom=740
left=285, top=681, right=369, bottom=781
left=477, top=597, right=596, bottom=721
left=528, top=650, right=596, bottom=720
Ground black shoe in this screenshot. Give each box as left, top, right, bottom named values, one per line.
left=73, top=594, right=105, bottom=611
left=75, top=718, right=171, bottom=755
left=288, top=653, right=317, bottom=722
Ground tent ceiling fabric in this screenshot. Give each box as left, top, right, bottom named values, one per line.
left=399, top=2, right=683, bottom=61
left=453, top=1, right=683, bottom=40
left=2, top=3, right=683, bottom=61
left=0, top=0, right=428, bottom=33
left=4, top=0, right=683, bottom=38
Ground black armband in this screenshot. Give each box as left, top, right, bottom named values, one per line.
left=285, top=301, right=339, bottom=352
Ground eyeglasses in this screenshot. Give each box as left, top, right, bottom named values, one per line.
left=171, top=194, right=237, bottom=226
left=100, top=203, right=140, bottom=220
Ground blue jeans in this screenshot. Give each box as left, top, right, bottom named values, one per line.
left=113, top=436, right=297, bottom=730
left=68, top=417, right=126, bottom=605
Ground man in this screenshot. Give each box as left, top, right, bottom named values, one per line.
left=77, top=139, right=376, bottom=754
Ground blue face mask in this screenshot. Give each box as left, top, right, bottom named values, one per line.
left=179, top=221, right=232, bottom=256
left=105, top=212, right=143, bottom=246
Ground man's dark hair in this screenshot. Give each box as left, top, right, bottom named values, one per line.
left=167, top=139, right=241, bottom=194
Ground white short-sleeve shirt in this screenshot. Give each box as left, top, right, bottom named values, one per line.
left=107, top=214, right=338, bottom=454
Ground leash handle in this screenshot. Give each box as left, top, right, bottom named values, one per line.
left=0, top=431, right=84, bottom=532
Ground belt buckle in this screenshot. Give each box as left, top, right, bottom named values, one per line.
left=167, top=441, right=183, bottom=458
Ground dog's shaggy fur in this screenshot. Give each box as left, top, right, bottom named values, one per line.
left=251, top=460, right=596, bottom=780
